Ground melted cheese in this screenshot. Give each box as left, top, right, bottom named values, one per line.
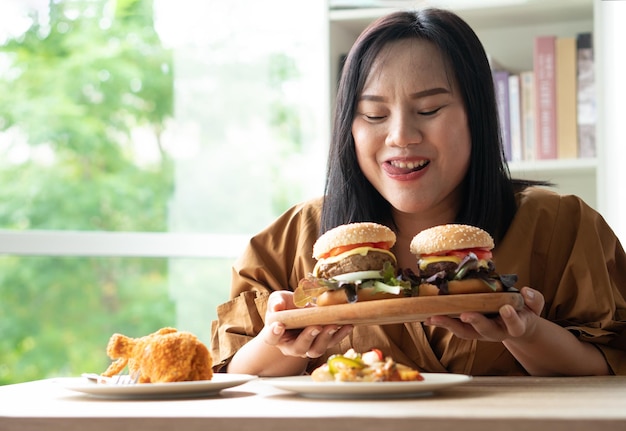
left=418, top=255, right=490, bottom=271
left=418, top=255, right=461, bottom=271
left=313, top=246, right=395, bottom=277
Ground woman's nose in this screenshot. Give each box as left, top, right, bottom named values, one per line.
left=384, top=113, right=422, bottom=147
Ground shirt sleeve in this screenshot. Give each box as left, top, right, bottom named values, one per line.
left=500, top=188, right=626, bottom=374
left=210, top=199, right=322, bottom=371
left=548, top=194, right=626, bottom=374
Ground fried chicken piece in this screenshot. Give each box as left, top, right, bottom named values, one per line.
left=101, top=327, right=213, bottom=383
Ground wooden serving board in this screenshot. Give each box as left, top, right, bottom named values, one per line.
left=267, top=292, right=524, bottom=329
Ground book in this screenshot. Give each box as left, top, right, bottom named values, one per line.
left=576, top=32, right=596, bottom=158
left=493, top=69, right=512, bottom=161
left=555, top=37, right=578, bottom=159
left=520, top=71, right=536, bottom=161
left=508, top=74, right=523, bottom=162
left=533, top=35, right=558, bottom=159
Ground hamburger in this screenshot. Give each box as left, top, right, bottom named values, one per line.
left=294, top=222, right=412, bottom=307
left=409, top=224, right=517, bottom=295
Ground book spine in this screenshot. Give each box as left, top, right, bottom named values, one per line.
left=576, top=32, right=596, bottom=158
left=555, top=37, right=578, bottom=159
left=533, top=35, right=557, bottom=159
left=493, top=70, right=511, bottom=161
left=520, top=71, right=535, bottom=161
left=508, top=74, right=523, bottom=162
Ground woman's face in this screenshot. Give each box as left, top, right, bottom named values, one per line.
left=352, top=38, right=471, bottom=220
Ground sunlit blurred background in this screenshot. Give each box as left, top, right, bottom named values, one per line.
left=0, top=0, right=328, bottom=384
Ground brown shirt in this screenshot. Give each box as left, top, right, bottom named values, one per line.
left=210, top=187, right=626, bottom=375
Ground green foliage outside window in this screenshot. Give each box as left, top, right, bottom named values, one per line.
left=0, top=0, right=176, bottom=385
left=0, top=0, right=318, bottom=385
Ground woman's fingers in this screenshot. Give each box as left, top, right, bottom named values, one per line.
left=264, top=290, right=354, bottom=359
left=497, top=287, right=543, bottom=338
left=262, top=322, right=353, bottom=359
left=259, top=321, right=287, bottom=346
left=427, top=314, right=482, bottom=339
left=520, top=286, right=544, bottom=315
left=305, top=324, right=353, bottom=358
left=498, top=304, right=525, bottom=337
left=267, top=290, right=294, bottom=313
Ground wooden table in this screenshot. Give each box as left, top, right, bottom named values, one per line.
left=1, top=375, right=625, bottom=431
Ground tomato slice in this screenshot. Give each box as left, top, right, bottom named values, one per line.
left=424, top=248, right=492, bottom=260
left=322, top=242, right=391, bottom=259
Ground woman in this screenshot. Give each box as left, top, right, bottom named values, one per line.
left=210, top=9, right=626, bottom=376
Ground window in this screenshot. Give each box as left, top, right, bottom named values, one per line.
left=0, top=0, right=328, bottom=384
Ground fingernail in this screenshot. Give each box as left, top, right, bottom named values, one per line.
left=525, top=289, right=535, bottom=299
left=311, top=329, right=320, bottom=337
left=328, top=329, right=338, bottom=336
left=501, top=305, right=513, bottom=318
left=272, top=322, right=283, bottom=335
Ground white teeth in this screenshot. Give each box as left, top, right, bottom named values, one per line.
left=390, top=160, right=427, bottom=169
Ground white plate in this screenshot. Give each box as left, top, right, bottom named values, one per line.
left=55, top=373, right=257, bottom=399
left=261, top=373, right=471, bottom=399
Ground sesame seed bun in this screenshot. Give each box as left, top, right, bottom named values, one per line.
left=313, top=222, right=396, bottom=259
left=409, top=224, right=494, bottom=256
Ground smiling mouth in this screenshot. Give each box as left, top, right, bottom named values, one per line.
left=388, top=159, right=429, bottom=174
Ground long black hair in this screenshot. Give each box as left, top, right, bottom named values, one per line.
left=321, top=8, right=543, bottom=243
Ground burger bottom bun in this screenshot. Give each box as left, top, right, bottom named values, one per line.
left=417, top=279, right=503, bottom=296
left=315, top=287, right=402, bottom=307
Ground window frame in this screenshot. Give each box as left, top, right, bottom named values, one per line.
left=0, top=231, right=247, bottom=258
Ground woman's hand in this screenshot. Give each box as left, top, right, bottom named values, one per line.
left=261, top=291, right=353, bottom=359
left=423, top=286, right=544, bottom=342
left=423, top=286, right=609, bottom=376
left=228, top=291, right=353, bottom=376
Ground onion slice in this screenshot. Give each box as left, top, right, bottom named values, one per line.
left=332, top=270, right=383, bottom=282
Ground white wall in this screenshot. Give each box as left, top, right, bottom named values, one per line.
left=596, top=0, right=626, bottom=245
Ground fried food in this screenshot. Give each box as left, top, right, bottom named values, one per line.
left=311, top=348, right=423, bottom=382
left=101, top=327, right=213, bottom=383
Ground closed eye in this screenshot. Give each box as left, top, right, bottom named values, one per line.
left=356, top=112, right=386, bottom=122
left=419, top=107, right=441, bottom=116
